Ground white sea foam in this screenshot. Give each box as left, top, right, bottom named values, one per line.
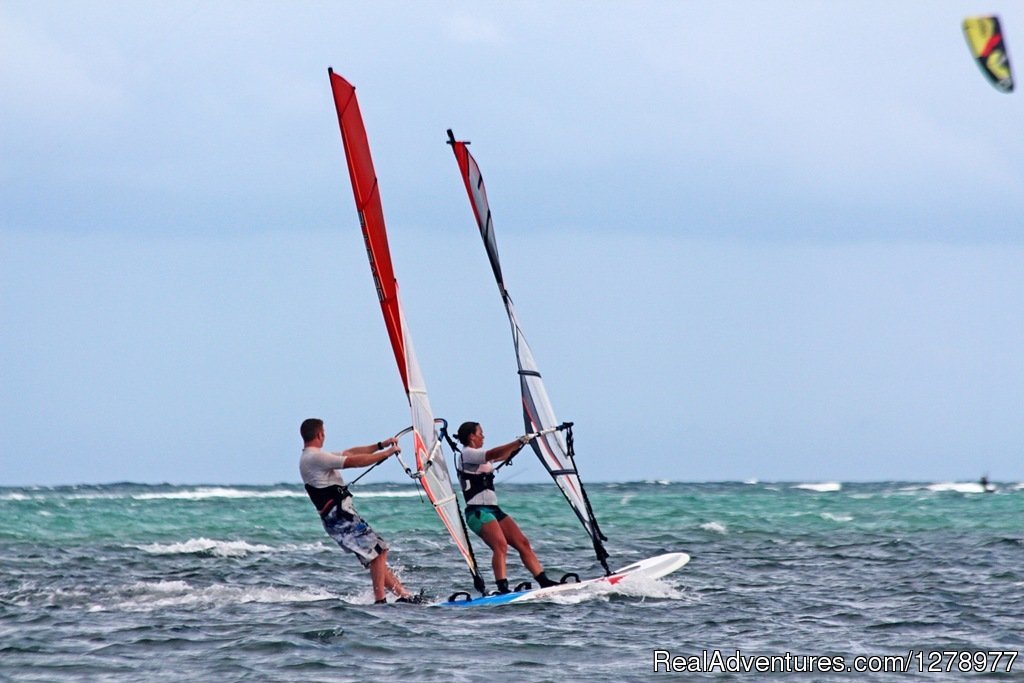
left=540, top=573, right=685, bottom=605
left=700, top=521, right=728, bottom=534
left=793, top=482, right=842, bottom=492
left=820, top=512, right=853, bottom=522
left=131, top=487, right=303, bottom=501
left=51, top=486, right=421, bottom=502
left=46, top=487, right=305, bottom=501
left=134, top=538, right=318, bottom=557
left=615, top=572, right=686, bottom=600
left=90, top=580, right=337, bottom=612
left=926, top=482, right=989, bottom=494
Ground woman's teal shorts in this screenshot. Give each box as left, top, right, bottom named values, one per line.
left=464, top=505, right=508, bottom=535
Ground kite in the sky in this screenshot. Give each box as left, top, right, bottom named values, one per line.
left=962, top=15, right=1014, bottom=93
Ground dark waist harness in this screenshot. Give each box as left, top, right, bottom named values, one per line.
left=304, top=483, right=352, bottom=517
left=459, top=469, right=495, bottom=502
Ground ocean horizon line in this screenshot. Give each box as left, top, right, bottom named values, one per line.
left=2, top=478, right=1021, bottom=490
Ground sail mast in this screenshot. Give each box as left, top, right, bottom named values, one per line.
left=327, top=71, right=484, bottom=592
left=446, top=129, right=611, bottom=574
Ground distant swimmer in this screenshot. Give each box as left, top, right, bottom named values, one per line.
left=298, top=418, right=423, bottom=604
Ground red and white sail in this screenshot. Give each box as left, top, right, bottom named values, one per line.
left=447, top=130, right=610, bottom=573
left=328, top=71, right=482, bottom=587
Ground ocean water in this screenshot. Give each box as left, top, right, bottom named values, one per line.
left=1, top=481, right=1022, bottom=682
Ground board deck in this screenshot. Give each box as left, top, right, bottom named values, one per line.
left=435, top=552, right=690, bottom=608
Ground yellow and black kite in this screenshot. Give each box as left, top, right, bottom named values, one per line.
left=963, top=16, right=1014, bottom=93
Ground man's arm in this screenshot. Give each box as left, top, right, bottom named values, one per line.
left=342, top=437, right=401, bottom=469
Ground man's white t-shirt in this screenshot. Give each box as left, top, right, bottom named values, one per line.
left=299, top=447, right=357, bottom=514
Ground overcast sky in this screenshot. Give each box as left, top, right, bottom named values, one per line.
left=2, top=1, right=1022, bottom=487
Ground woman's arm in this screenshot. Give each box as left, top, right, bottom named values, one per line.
left=485, top=434, right=534, bottom=463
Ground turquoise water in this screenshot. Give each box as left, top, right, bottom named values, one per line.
left=1, top=481, right=1022, bottom=681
